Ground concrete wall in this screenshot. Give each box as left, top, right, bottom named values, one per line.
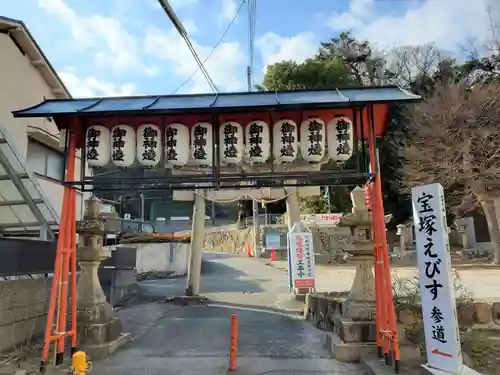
left=0, top=278, right=50, bottom=353
left=99, top=268, right=137, bottom=306
left=134, top=242, right=190, bottom=276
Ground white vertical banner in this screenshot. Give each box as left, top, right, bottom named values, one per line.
left=288, top=221, right=315, bottom=290
left=411, top=183, right=463, bottom=374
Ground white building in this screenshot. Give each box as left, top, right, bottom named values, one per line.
left=0, top=16, right=86, bottom=239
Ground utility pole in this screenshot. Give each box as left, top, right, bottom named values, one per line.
left=247, top=0, right=260, bottom=257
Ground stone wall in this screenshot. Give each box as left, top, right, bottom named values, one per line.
left=304, top=291, right=500, bottom=368
left=201, top=224, right=352, bottom=262
left=303, top=292, right=349, bottom=331
left=261, top=224, right=351, bottom=264
left=203, top=228, right=252, bottom=255
left=305, top=293, right=500, bottom=333
left=0, top=278, right=50, bottom=353
left=397, top=300, right=500, bottom=341
left=0, top=270, right=139, bottom=354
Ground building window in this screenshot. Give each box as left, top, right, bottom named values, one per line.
left=27, top=139, right=64, bottom=180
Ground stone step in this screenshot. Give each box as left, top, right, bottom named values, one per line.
left=323, top=331, right=377, bottom=362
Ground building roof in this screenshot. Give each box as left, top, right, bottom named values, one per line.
left=12, top=85, right=420, bottom=118
left=0, top=15, right=71, bottom=99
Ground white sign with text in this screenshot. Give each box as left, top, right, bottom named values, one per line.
left=299, top=214, right=343, bottom=226
left=411, top=183, right=462, bottom=374
left=288, top=221, right=316, bottom=290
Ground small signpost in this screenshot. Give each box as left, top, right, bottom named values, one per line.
left=288, top=221, right=315, bottom=293
left=265, top=232, right=281, bottom=250
left=412, top=183, right=480, bottom=375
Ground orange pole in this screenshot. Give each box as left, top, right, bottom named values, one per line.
left=228, top=314, right=238, bottom=371
left=41, top=196, right=67, bottom=368
left=367, top=111, right=389, bottom=360
left=374, top=170, right=400, bottom=368
left=70, top=185, right=77, bottom=350
left=374, top=188, right=390, bottom=358
left=367, top=105, right=400, bottom=372
left=55, top=135, right=77, bottom=364
left=41, top=134, right=77, bottom=372
left=367, top=181, right=383, bottom=357
left=366, top=111, right=387, bottom=359
left=361, top=108, right=383, bottom=357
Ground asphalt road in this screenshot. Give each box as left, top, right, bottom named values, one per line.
left=90, top=254, right=368, bottom=375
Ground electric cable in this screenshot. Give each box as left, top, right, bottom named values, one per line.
left=170, top=0, right=247, bottom=94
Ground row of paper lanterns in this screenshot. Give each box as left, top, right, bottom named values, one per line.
left=85, top=117, right=354, bottom=168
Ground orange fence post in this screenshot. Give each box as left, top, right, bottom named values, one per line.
left=270, top=248, right=276, bottom=261
left=228, top=314, right=238, bottom=371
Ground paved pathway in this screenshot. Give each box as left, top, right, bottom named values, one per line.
left=91, top=254, right=367, bottom=375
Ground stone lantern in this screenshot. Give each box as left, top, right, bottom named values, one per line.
left=334, top=186, right=391, bottom=349
left=75, top=196, right=129, bottom=358
left=337, top=186, right=376, bottom=323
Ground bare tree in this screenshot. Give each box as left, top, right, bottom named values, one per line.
left=461, top=6, right=500, bottom=84
left=402, top=82, right=500, bottom=263
left=386, top=44, right=442, bottom=85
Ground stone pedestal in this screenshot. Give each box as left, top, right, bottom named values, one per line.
left=333, top=255, right=378, bottom=356
left=76, top=197, right=130, bottom=359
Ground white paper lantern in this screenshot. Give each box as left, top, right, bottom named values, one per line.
left=165, top=123, right=190, bottom=167
left=111, top=124, right=136, bottom=167
left=219, top=121, right=244, bottom=165
left=327, top=116, right=354, bottom=162
left=273, top=119, right=298, bottom=163
left=300, top=117, right=326, bottom=163
left=85, top=125, right=110, bottom=167
left=191, top=122, right=213, bottom=166
left=136, top=124, right=161, bottom=167
left=245, top=120, right=270, bottom=164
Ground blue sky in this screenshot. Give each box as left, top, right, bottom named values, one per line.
left=2, top=0, right=497, bottom=97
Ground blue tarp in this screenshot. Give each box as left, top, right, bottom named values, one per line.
left=12, top=86, right=420, bottom=118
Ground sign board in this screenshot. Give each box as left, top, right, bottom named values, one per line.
left=265, top=232, right=281, bottom=249
left=299, top=214, right=342, bottom=226
left=288, top=221, right=315, bottom=289
left=411, top=183, right=462, bottom=374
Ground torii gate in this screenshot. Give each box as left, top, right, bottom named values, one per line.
left=13, top=85, right=420, bottom=372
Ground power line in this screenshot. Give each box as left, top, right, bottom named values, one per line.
left=170, top=0, right=247, bottom=94
left=181, top=36, right=219, bottom=93
left=158, top=0, right=218, bottom=93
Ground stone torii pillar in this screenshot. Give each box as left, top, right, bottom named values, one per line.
left=76, top=197, right=130, bottom=358
left=285, top=182, right=301, bottom=230
left=186, top=189, right=206, bottom=296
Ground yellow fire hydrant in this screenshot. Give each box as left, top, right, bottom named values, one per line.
left=71, top=350, right=92, bottom=375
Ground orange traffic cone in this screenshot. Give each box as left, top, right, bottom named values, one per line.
left=269, top=248, right=277, bottom=261
left=247, top=244, right=252, bottom=257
